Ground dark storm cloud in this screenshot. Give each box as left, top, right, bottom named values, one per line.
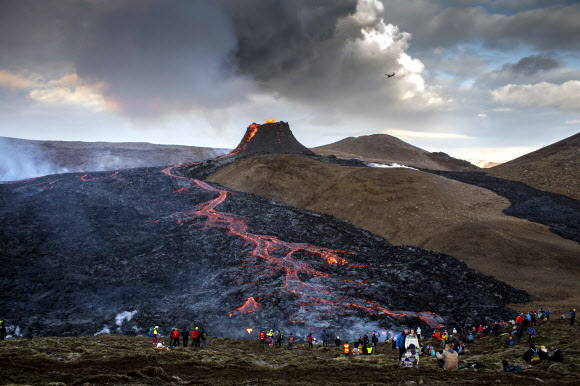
left=0, top=0, right=362, bottom=117
left=0, top=0, right=90, bottom=73
left=383, top=1, right=580, bottom=52
left=75, top=1, right=247, bottom=116
left=219, top=0, right=358, bottom=81
left=501, top=54, right=560, bottom=75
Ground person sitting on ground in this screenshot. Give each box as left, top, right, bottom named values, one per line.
left=502, top=359, right=523, bottom=372
left=436, top=347, right=458, bottom=370
left=549, top=347, right=566, bottom=363
left=400, top=344, right=419, bottom=368
left=505, top=336, right=515, bottom=346
left=156, top=341, right=168, bottom=351
left=466, top=333, right=474, bottom=343
left=539, top=346, right=549, bottom=360
left=523, top=344, right=539, bottom=362
left=405, top=329, right=420, bottom=352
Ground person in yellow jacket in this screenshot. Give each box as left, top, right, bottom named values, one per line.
left=267, top=330, right=274, bottom=346
left=152, top=326, right=159, bottom=346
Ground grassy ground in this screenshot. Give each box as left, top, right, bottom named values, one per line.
left=0, top=318, right=578, bottom=385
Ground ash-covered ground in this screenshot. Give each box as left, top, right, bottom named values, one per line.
left=0, top=163, right=528, bottom=340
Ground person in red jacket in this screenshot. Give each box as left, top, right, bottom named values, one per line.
left=171, top=328, right=180, bottom=346
left=308, top=333, right=314, bottom=348
left=191, top=327, right=200, bottom=348
left=259, top=330, right=267, bottom=349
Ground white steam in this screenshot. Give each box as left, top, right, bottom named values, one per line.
left=0, top=137, right=69, bottom=182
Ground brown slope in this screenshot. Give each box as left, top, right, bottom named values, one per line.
left=487, top=132, right=580, bottom=201
left=311, top=134, right=478, bottom=171
left=208, top=154, right=580, bottom=310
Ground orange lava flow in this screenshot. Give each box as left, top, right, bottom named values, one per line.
left=160, top=164, right=444, bottom=328
left=229, top=297, right=260, bottom=318
left=266, top=119, right=275, bottom=123
left=218, top=123, right=260, bottom=158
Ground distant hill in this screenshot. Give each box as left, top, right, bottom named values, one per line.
left=311, top=134, right=478, bottom=171
left=487, top=132, right=580, bottom=201
left=0, top=136, right=229, bottom=182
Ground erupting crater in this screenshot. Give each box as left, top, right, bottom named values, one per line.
left=222, top=121, right=315, bottom=158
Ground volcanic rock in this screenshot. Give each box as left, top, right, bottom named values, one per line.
left=0, top=160, right=528, bottom=339
left=230, top=121, right=315, bottom=158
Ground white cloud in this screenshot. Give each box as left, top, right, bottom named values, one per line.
left=0, top=70, right=39, bottom=89
left=0, top=69, right=118, bottom=112
left=382, top=128, right=470, bottom=140
left=29, top=83, right=118, bottom=112
left=491, top=80, right=580, bottom=110
left=477, top=113, right=487, bottom=118
left=493, top=107, right=513, bottom=112
left=565, top=119, right=580, bottom=124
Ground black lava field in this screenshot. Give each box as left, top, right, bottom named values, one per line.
left=0, top=122, right=529, bottom=340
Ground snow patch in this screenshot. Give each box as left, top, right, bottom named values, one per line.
left=366, top=162, right=418, bottom=170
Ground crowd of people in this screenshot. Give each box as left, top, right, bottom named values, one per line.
left=1, top=306, right=574, bottom=372
left=241, top=305, right=574, bottom=371
left=150, top=326, right=208, bottom=350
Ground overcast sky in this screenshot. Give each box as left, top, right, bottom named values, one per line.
left=1, top=0, right=579, bottom=161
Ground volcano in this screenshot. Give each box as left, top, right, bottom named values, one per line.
left=0, top=121, right=529, bottom=340
left=227, top=121, right=315, bottom=158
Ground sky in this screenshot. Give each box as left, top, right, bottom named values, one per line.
left=0, top=0, right=579, bottom=162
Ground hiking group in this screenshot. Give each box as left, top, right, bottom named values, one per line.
left=149, top=326, right=207, bottom=350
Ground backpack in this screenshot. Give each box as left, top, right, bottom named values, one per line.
left=149, top=327, right=155, bottom=337
left=532, top=351, right=540, bottom=361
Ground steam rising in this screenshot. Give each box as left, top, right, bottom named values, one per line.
left=0, top=137, right=68, bottom=182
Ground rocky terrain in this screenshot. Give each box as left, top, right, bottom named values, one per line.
left=487, top=132, right=580, bottom=201
left=0, top=136, right=229, bottom=182
left=311, top=134, right=478, bottom=171
left=0, top=122, right=529, bottom=339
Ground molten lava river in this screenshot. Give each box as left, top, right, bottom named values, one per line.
left=158, top=162, right=443, bottom=329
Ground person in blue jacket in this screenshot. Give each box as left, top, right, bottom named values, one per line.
left=396, top=328, right=409, bottom=361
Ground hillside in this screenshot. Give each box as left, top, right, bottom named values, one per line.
left=311, top=134, right=478, bottom=171
left=208, top=155, right=580, bottom=309
left=487, top=132, right=580, bottom=201
left=0, top=318, right=577, bottom=385
left=0, top=136, right=229, bottom=182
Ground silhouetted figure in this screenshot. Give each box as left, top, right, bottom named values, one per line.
left=385, top=73, right=395, bottom=78
left=181, top=329, right=189, bottom=347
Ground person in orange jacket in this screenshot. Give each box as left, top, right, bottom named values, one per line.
left=343, top=343, right=350, bottom=357
left=191, top=327, right=200, bottom=348
left=171, top=328, right=180, bottom=346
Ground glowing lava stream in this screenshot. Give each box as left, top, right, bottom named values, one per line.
left=160, top=163, right=444, bottom=328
